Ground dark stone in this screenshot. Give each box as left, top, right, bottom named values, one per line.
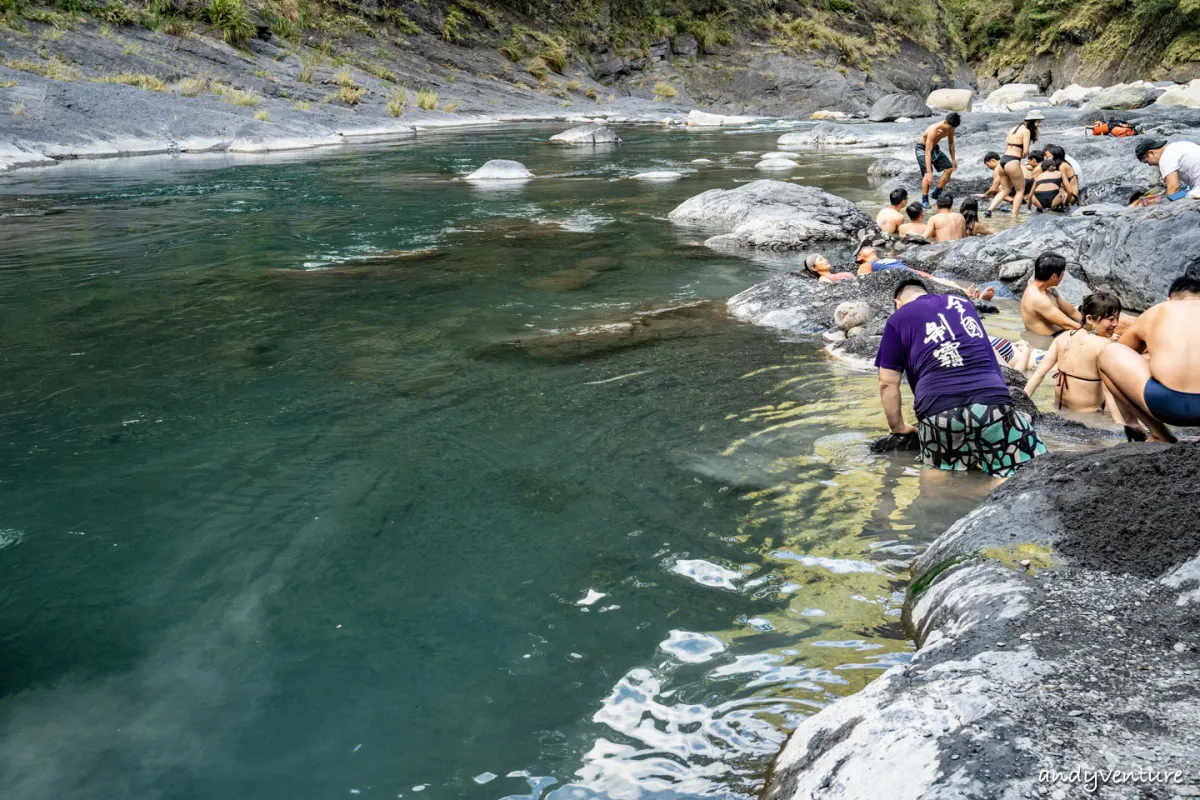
left=868, top=93, right=932, bottom=122
left=671, top=33, right=699, bottom=59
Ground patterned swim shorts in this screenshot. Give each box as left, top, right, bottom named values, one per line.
left=917, top=402, right=1048, bottom=477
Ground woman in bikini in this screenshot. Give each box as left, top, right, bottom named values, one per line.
left=1044, top=144, right=1080, bottom=206
left=987, top=110, right=1042, bottom=220
left=801, top=253, right=855, bottom=283
left=1029, top=158, right=1067, bottom=212
left=960, top=197, right=993, bottom=236
left=1024, top=293, right=1125, bottom=425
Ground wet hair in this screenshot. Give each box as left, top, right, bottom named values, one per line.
left=894, top=277, right=928, bottom=300
left=1028, top=149, right=1045, bottom=163
left=984, top=151, right=1001, bottom=164
left=1034, top=251, right=1067, bottom=281
left=1168, top=272, right=1200, bottom=297
left=1045, top=144, right=1066, bottom=165
left=945, top=112, right=961, bottom=127
left=889, top=187, right=909, bottom=206
left=1024, top=119, right=1040, bottom=144
left=960, top=197, right=980, bottom=234
left=1080, top=292, right=1121, bottom=322
left=1041, top=158, right=1058, bottom=173
left=936, top=193, right=953, bottom=209
left=906, top=201, right=924, bottom=220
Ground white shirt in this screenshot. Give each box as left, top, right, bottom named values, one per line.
left=1159, top=141, right=1200, bottom=187
left=1064, top=155, right=1084, bottom=188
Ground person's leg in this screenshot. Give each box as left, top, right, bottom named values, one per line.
left=918, top=409, right=969, bottom=473
left=937, top=167, right=954, bottom=191
left=1011, top=341, right=1032, bottom=373
left=987, top=169, right=1013, bottom=216
left=1097, top=344, right=1176, bottom=442
left=971, top=403, right=1048, bottom=478
left=1103, top=386, right=1128, bottom=427
left=1002, top=160, right=1025, bottom=220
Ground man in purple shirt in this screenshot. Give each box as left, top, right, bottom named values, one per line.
left=876, top=278, right=1048, bottom=477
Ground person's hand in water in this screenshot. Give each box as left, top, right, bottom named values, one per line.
left=891, top=422, right=918, bottom=436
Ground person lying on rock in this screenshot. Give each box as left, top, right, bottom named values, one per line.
left=1021, top=252, right=1082, bottom=336
left=876, top=187, right=908, bottom=235
left=1098, top=272, right=1200, bottom=443
left=987, top=110, right=1042, bottom=220
left=917, top=112, right=961, bottom=209
left=922, top=194, right=967, bottom=242
left=989, top=336, right=1045, bottom=373
left=1024, top=292, right=1126, bottom=426
left=1029, top=158, right=1068, bottom=212
left=801, top=253, right=855, bottom=283
left=1135, top=136, right=1200, bottom=203
left=960, top=198, right=993, bottom=236
left=876, top=278, right=1048, bottom=477
left=897, top=202, right=927, bottom=237
left=853, top=244, right=996, bottom=300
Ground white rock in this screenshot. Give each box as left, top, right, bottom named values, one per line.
left=755, top=159, right=796, bottom=170
left=834, top=300, right=870, bottom=332
left=549, top=124, right=621, bottom=145
left=631, top=170, right=683, bottom=181
left=894, top=116, right=912, bottom=124
left=691, top=158, right=714, bottom=164
left=465, top=159, right=534, bottom=181
left=760, top=151, right=801, bottom=160
left=925, top=88, right=974, bottom=111
left=983, top=83, right=1041, bottom=110
left=1050, top=84, right=1102, bottom=106
left=1005, top=98, right=1053, bottom=113
left=1155, top=79, right=1200, bottom=108
left=811, top=110, right=850, bottom=120
left=1084, top=82, right=1165, bottom=110
left=686, top=109, right=756, bottom=127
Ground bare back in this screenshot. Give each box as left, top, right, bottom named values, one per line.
left=1128, top=299, right=1200, bottom=392
left=1055, top=330, right=1110, bottom=411
left=1021, top=284, right=1076, bottom=336
left=897, top=220, right=925, bottom=237
left=876, top=206, right=905, bottom=234
left=926, top=211, right=966, bottom=242
left=919, top=122, right=946, bottom=148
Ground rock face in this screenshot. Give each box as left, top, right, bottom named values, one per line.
left=685, top=109, right=756, bottom=127
left=668, top=180, right=873, bottom=250
left=670, top=33, right=699, bottom=59
left=982, top=83, right=1041, bottom=109
left=868, top=93, right=932, bottom=122
left=765, top=444, right=1200, bottom=800
left=925, top=88, right=973, bottom=111
left=1156, top=78, right=1200, bottom=108
left=912, top=201, right=1200, bottom=311
left=548, top=124, right=621, bottom=145
left=465, top=159, right=533, bottom=181
left=1084, top=81, right=1165, bottom=110
left=1050, top=83, right=1101, bottom=107
left=833, top=300, right=870, bottom=331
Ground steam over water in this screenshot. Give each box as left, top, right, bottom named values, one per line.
left=0, top=125, right=993, bottom=800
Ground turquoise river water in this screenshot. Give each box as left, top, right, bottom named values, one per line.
left=0, top=124, right=1004, bottom=800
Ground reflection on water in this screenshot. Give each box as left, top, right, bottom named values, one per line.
left=1, top=125, right=994, bottom=800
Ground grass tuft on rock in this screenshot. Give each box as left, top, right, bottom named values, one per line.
left=253, top=108, right=269, bottom=120
left=205, top=0, right=254, bottom=47
left=96, top=71, right=168, bottom=91
left=415, top=88, right=437, bottom=109
left=212, top=82, right=258, bottom=106
left=387, top=87, right=405, bottom=115
left=653, top=81, right=677, bottom=100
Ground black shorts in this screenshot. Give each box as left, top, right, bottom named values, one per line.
left=916, top=143, right=953, bottom=176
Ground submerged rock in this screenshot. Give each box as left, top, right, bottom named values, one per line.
left=868, top=93, right=931, bottom=122
left=465, top=160, right=533, bottom=181
left=631, top=170, right=683, bottom=181
left=767, top=445, right=1200, bottom=800
left=668, top=180, right=873, bottom=250
left=548, top=124, right=621, bottom=145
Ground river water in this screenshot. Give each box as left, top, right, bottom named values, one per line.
left=0, top=125, right=1000, bottom=800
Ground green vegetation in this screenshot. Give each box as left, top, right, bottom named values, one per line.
left=205, top=0, right=253, bottom=47
left=387, top=87, right=405, bottom=115
left=440, top=4, right=466, bottom=42
left=253, top=108, right=269, bottom=119
left=2, top=56, right=81, bottom=81
left=176, top=74, right=210, bottom=95
left=212, top=81, right=258, bottom=105
left=415, top=87, right=437, bottom=108
left=95, top=71, right=167, bottom=89
left=652, top=80, right=676, bottom=100
left=10, top=99, right=24, bottom=114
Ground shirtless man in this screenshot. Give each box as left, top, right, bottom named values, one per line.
left=1098, top=272, right=1200, bottom=442
left=1020, top=251, right=1083, bottom=336
left=897, top=202, right=926, bottom=237
left=876, top=187, right=908, bottom=234
left=917, top=112, right=961, bottom=209
left=922, top=194, right=966, bottom=242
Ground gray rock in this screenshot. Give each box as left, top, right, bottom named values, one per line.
left=548, top=124, right=621, bottom=145
left=999, top=259, right=1033, bottom=282
left=845, top=325, right=866, bottom=338
left=925, top=88, right=973, bottom=111
left=1084, top=82, right=1165, bottom=110
left=671, top=33, right=699, bottom=59
left=668, top=180, right=873, bottom=250
left=869, top=93, right=932, bottom=122
left=631, top=170, right=682, bottom=181
left=834, top=300, right=870, bottom=331
left=465, top=159, right=533, bottom=181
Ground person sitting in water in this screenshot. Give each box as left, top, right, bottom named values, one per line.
left=876, top=187, right=909, bottom=235
left=801, top=253, right=856, bottom=283
left=1029, top=157, right=1068, bottom=212
left=922, top=194, right=967, bottom=242
left=1044, top=144, right=1081, bottom=206
left=987, top=110, right=1041, bottom=220
left=1024, top=292, right=1125, bottom=424
left=854, top=244, right=995, bottom=300
left=1021, top=251, right=1083, bottom=336
left=876, top=278, right=1047, bottom=477
left=1135, top=136, right=1200, bottom=201
left=897, top=202, right=927, bottom=237
left=990, top=336, right=1044, bottom=373
left=1098, top=272, right=1200, bottom=442
left=917, top=112, right=961, bottom=209
left=960, top=197, right=992, bottom=236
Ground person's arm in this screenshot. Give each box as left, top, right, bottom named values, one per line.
left=1021, top=129, right=1030, bottom=158
left=1024, top=340, right=1061, bottom=396
left=1117, top=308, right=1152, bottom=354
left=878, top=368, right=917, bottom=435
left=925, top=138, right=934, bottom=174
left=1165, top=170, right=1182, bottom=196
left=1051, top=289, right=1082, bottom=322
left=948, top=130, right=957, bottom=168
left=922, top=218, right=936, bottom=239
left=973, top=222, right=993, bottom=236
left=1035, top=293, right=1082, bottom=331
left=981, top=169, right=1001, bottom=198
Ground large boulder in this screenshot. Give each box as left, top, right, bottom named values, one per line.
left=982, top=83, right=1041, bottom=109
left=925, top=88, right=973, bottom=111
left=670, top=33, right=698, bottom=59
left=778, top=123, right=911, bottom=149
left=668, top=180, right=873, bottom=250
left=834, top=300, right=870, bottom=331
left=911, top=201, right=1200, bottom=311
left=765, top=444, right=1200, bottom=800
left=686, top=109, right=756, bottom=127
left=1084, top=81, right=1165, bottom=110
left=548, top=124, right=621, bottom=145
left=868, top=93, right=932, bottom=122
left=465, top=159, right=533, bottom=181
left=1155, top=78, right=1200, bottom=108
left=1050, top=83, right=1101, bottom=107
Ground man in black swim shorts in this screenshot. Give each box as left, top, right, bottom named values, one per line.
left=917, top=112, right=961, bottom=209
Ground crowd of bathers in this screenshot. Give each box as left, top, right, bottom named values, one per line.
left=797, top=110, right=1200, bottom=478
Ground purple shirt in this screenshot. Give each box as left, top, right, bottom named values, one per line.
left=875, top=293, right=1011, bottom=417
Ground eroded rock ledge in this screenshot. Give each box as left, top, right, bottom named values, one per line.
left=765, top=445, right=1200, bottom=800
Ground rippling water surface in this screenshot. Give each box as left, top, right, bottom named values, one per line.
left=0, top=125, right=997, bottom=800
